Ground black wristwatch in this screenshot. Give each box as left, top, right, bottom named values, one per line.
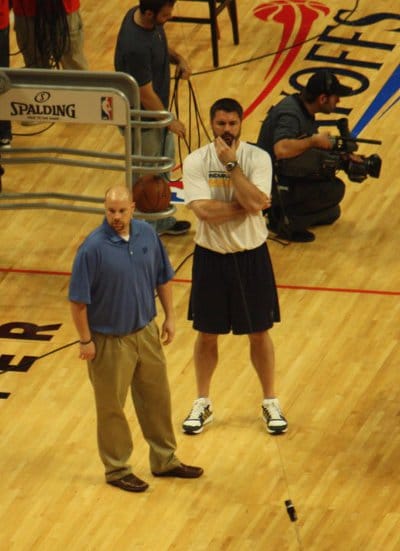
left=225, top=160, right=239, bottom=172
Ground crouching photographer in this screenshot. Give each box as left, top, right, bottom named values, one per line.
left=256, top=70, right=381, bottom=243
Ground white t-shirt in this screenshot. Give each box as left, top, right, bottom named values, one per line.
left=183, top=141, right=272, bottom=253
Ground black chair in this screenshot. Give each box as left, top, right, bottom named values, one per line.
left=171, top=0, right=239, bottom=67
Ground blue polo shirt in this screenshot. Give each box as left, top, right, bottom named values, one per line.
left=69, top=218, right=174, bottom=335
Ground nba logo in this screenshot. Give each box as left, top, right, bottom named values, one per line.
left=101, top=97, right=113, bottom=120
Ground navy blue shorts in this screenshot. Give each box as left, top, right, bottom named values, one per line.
left=188, top=243, right=280, bottom=335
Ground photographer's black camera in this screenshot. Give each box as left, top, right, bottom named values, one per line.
left=277, top=118, right=382, bottom=183
left=340, top=154, right=381, bottom=183
left=323, top=118, right=382, bottom=183
left=323, top=151, right=382, bottom=183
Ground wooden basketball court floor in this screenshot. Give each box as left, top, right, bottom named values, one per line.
left=0, top=0, right=399, bottom=549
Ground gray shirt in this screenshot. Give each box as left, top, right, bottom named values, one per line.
left=114, top=7, right=170, bottom=108
left=257, top=94, right=318, bottom=163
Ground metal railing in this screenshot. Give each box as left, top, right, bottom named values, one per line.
left=0, top=68, right=176, bottom=217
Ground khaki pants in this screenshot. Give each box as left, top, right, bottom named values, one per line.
left=14, top=11, right=88, bottom=70
left=88, top=320, right=180, bottom=481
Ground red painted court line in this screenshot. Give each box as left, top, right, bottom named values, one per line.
left=1, top=268, right=399, bottom=296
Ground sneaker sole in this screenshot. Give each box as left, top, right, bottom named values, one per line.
left=266, top=425, right=288, bottom=435
left=182, top=414, right=214, bottom=435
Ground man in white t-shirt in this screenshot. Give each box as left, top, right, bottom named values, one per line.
left=182, top=98, right=288, bottom=436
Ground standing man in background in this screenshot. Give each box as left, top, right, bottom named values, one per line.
left=181, top=98, right=288, bottom=436
left=13, top=0, right=88, bottom=70
left=114, top=0, right=191, bottom=236
left=69, top=184, right=203, bottom=493
left=0, top=0, right=12, bottom=147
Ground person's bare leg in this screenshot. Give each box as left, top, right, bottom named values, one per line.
left=249, top=330, right=287, bottom=433
left=248, top=330, right=275, bottom=398
left=182, top=332, right=218, bottom=434
left=194, top=331, right=219, bottom=397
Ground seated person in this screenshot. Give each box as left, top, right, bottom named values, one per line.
left=256, top=70, right=353, bottom=242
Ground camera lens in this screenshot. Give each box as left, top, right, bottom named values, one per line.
left=366, top=154, right=382, bottom=178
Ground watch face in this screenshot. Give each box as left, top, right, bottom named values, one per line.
left=226, top=161, right=238, bottom=171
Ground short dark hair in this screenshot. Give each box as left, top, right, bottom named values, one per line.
left=139, top=0, right=176, bottom=15
left=210, top=98, right=243, bottom=120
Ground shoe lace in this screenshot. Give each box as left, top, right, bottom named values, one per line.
left=264, top=401, right=281, bottom=420
left=189, top=399, right=208, bottom=418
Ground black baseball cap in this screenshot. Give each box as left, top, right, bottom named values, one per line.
left=305, top=70, right=353, bottom=97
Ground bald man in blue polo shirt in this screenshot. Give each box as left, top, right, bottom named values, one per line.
left=69, top=184, right=203, bottom=492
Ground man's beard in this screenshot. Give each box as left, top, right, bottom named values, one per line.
left=221, top=132, right=236, bottom=146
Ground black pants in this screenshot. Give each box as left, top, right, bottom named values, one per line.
left=0, top=26, right=12, bottom=140
left=270, top=176, right=345, bottom=232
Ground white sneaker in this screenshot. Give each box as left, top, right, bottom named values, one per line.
left=262, top=398, right=288, bottom=434
left=0, top=138, right=11, bottom=148
left=182, top=398, right=213, bottom=434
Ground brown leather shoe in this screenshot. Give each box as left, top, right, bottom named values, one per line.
left=152, top=463, right=204, bottom=478
left=107, top=473, right=149, bottom=492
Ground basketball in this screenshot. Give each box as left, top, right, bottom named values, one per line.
left=132, top=175, right=171, bottom=213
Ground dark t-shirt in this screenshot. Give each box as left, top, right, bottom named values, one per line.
left=114, top=7, right=170, bottom=108
left=257, top=94, right=318, bottom=163
left=256, top=94, right=335, bottom=180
